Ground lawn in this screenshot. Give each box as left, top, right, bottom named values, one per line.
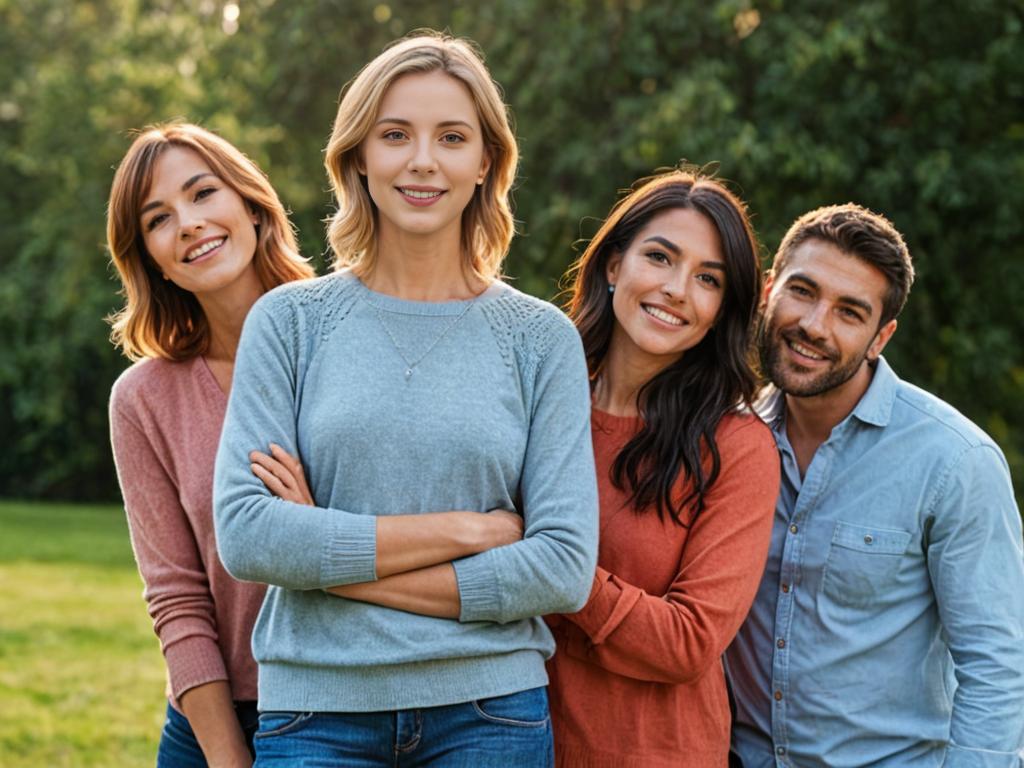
left=0, top=500, right=165, bottom=767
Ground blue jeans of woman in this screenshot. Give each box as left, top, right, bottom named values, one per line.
left=253, top=686, right=553, bottom=767
left=156, top=700, right=259, bottom=767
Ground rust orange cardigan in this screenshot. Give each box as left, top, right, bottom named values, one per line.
left=547, top=408, right=779, bottom=768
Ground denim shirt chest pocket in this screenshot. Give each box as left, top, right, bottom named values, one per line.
left=821, top=521, right=912, bottom=608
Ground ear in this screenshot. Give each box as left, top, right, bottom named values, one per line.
left=605, top=250, right=623, bottom=287
left=476, top=150, right=492, bottom=186
left=760, top=271, right=775, bottom=311
left=355, top=149, right=367, bottom=176
left=867, top=318, right=897, bottom=361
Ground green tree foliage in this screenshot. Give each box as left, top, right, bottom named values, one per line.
left=1, top=0, right=1021, bottom=502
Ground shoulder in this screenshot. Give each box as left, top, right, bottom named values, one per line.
left=891, top=378, right=1002, bottom=455
left=110, top=357, right=190, bottom=414
left=479, top=281, right=580, bottom=361
left=252, top=271, right=358, bottom=320
left=716, top=410, right=778, bottom=456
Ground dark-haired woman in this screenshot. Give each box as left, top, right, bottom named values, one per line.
left=547, top=170, right=780, bottom=767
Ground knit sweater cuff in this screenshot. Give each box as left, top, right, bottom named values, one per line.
left=164, top=634, right=230, bottom=703
left=453, top=549, right=502, bottom=623
left=322, top=513, right=378, bottom=585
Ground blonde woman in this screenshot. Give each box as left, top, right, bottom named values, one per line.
left=212, top=33, right=598, bottom=766
left=107, top=123, right=314, bottom=767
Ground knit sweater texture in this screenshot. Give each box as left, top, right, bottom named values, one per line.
left=547, top=408, right=779, bottom=768
left=213, top=271, right=599, bottom=712
left=110, top=356, right=264, bottom=707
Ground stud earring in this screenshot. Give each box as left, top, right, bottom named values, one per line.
left=608, top=284, right=615, bottom=294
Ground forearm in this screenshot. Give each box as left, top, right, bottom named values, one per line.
left=326, top=563, right=460, bottom=618
left=375, top=512, right=507, bottom=579
left=178, top=680, right=251, bottom=768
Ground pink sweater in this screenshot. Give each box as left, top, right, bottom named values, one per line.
left=109, top=356, right=263, bottom=706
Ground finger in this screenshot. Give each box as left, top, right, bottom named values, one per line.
left=252, top=463, right=290, bottom=499
left=251, top=453, right=296, bottom=490
left=272, top=443, right=306, bottom=477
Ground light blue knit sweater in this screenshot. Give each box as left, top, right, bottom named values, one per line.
left=213, top=271, right=598, bottom=711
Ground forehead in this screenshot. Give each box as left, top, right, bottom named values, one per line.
left=777, top=238, right=888, bottom=309
left=143, top=146, right=213, bottom=201
left=630, top=207, right=722, bottom=261
left=377, top=70, right=480, bottom=125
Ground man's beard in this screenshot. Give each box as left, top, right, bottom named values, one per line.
left=757, top=316, right=868, bottom=398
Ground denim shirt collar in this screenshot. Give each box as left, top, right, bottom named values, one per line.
left=757, top=355, right=899, bottom=436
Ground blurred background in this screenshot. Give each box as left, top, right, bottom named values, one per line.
left=1, top=0, right=1022, bottom=503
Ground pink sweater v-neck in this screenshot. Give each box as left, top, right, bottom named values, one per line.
left=110, top=355, right=263, bottom=706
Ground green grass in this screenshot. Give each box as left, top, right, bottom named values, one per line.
left=0, top=500, right=165, bottom=767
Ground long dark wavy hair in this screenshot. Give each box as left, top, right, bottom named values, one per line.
left=565, top=169, right=762, bottom=525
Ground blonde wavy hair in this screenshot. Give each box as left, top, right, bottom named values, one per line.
left=106, top=122, right=314, bottom=361
left=324, top=31, right=518, bottom=282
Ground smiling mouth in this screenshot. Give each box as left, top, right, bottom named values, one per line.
left=398, top=188, right=444, bottom=200
left=642, top=304, right=686, bottom=326
left=185, top=237, right=225, bottom=263
left=785, top=337, right=829, bottom=361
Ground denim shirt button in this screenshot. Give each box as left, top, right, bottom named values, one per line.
left=864, top=534, right=873, bottom=544
left=776, top=746, right=786, bottom=756
left=789, top=524, right=798, bottom=534
left=774, top=690, right=783, bottom=701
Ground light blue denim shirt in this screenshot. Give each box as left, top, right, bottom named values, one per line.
left=725, top=357, right=1024, bottom=768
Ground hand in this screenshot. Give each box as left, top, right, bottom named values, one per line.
left=482, top=508, right=524, bottom=549
left=249, top=443, right=314, bottom=506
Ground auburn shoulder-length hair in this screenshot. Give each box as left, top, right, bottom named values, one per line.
left=565, top=169, right=763, bottom=525
left=107, top=122, right=313, bottom=361
left=324, top=30, right=518, bottom=283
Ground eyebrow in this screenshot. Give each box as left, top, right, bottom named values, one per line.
left=786, top=272, right=874, bottom=316
left=642, top=236, right=726, bottom=270
left=374, top=117, right=476, bottom=131
left=140, top=173, right=214, bottom=215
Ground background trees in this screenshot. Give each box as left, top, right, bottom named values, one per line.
left=2, top=0, right=1021, bottom=503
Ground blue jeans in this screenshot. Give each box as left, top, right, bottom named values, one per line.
left=253, top=686, right=553, bottom=767
left=156, top=700, right=258, bottom=767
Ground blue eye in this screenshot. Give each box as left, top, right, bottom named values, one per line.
left=440, top=133, right=465, bottom=144
left=382, top=129, right=406, bottom=141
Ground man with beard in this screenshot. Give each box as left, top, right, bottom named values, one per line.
left=724, top=204, right=1024, bottom=768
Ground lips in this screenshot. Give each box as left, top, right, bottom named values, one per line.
left=396, top=186, right=446, bottom=207
left=184, top=237, right=225, bottom=264
left=642, top=303, right=687, bottom=327
left=782, top=333, right=832, bottom=362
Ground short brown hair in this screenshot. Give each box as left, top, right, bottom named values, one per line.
left=324, top=31, right=518, bottom=283
left=107, top=122, right=314, bottom=361
left=772, top=203, right=914, bottom=325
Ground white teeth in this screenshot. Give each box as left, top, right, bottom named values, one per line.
left=186, top=238, right=224, bottom=262
left=788, top=339, right=826, bottom=360
left=643, top=305, right=684, bottom=326
left=400, top=188, right=443, bottom=199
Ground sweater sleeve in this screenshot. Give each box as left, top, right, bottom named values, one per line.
left=453, top=313, right=599, bottom=623
left=560, top=418, right=779, bottom=684
left=109, top=391, right=228, bottom=702
left=213, top=290, right=378, bottom=590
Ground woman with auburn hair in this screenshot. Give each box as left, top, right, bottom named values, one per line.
left=547, top=170, right=780, bottom=767
left=107, top=122, right=314, bottom=767
left=212, top=32, right=597, bottom=766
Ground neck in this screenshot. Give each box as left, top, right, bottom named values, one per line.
left=195, top=273, right=263, bottom=363
left=783, top=359, right=876, bottom=447
left=593, top=335, right=676, bottom=417
left=369, top=222, right=484, bottom=301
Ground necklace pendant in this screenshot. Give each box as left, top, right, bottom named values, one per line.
left=405, top=367, right=414, bottom=379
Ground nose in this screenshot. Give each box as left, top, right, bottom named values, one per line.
left=798, top=301, right=829, bottom=339
left=661, top=267, right=689, bottom=302
left=407, top=138, right=438, bottom=174
left=178, top=208, right=205, bottom=240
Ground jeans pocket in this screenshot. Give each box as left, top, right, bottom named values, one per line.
left=472, top=687, right=550, bottom=728
left=254, top=711, right=315, bottom=740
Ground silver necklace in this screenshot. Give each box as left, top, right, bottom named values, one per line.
left=367, top=296, right=477, bottom=382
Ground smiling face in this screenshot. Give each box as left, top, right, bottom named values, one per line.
left=140, top=146, right=260, bottom=299
left=759, top=238, right=897, bottom=398
left=359, top=69, right=490, bottom=250
left=605, top=207, right=727, bottom=375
